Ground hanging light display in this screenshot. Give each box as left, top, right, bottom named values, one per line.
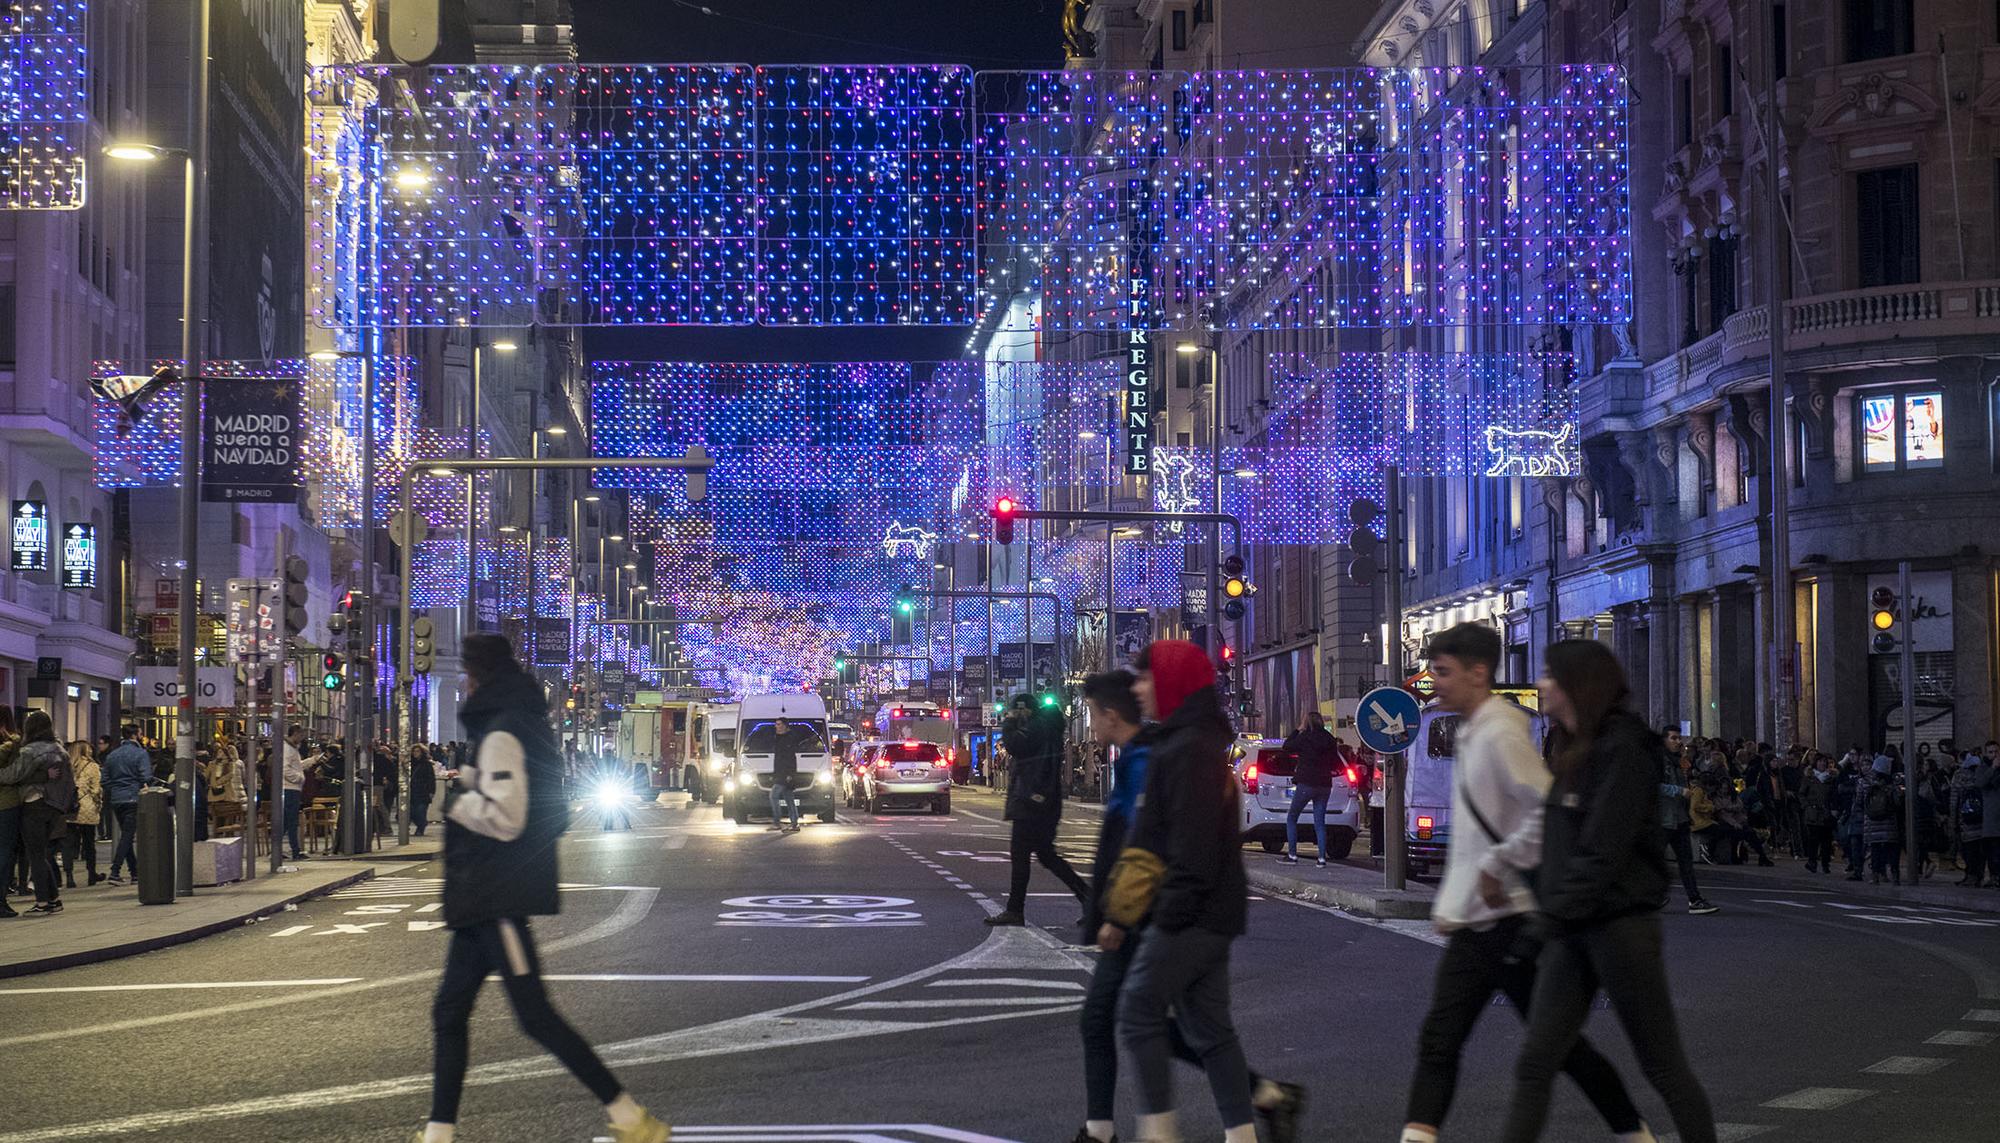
left=0, top=0, right=87, bottom=210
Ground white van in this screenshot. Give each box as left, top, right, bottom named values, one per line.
left=874, top=700, right=942, bottom=737
left=696, top=702, right=739, bottom=805
left=727, top=693, right=837, bottom=826
left=1402, top=692, right=1546, bottom=877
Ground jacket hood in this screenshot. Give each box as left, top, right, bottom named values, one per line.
left=460, top=667, right=546, bottom=734
left=1872, top=756, right=1893, bottom=775
left=1146, top=639, right=1216, bottom=721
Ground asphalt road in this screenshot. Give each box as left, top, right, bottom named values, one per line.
left=2, top=786, right=1996, bottom=1142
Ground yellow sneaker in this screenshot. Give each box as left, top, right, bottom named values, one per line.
left=608, top=1109, right=670, bottom=1143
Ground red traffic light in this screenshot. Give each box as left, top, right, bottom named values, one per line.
left=995, top=496, right=1015, bottom=515
left=992, top=496, right=1020, bottom=545
left=1218, top=643, right=1236, bottom=662
left=322, top=653, right=341, bottom=671
left=1870, top=586, right=1897, bottom=610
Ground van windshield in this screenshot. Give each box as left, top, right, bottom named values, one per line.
left=709, top=728, right=737, bottom=755
left=740, top=719, right=829, bottom=753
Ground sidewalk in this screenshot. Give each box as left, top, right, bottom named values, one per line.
left=0, top=859, right=378, bottom=979
left=1693, top=852, right=2000, bottom=914
left=1242, top=850, right=1437, bottom=919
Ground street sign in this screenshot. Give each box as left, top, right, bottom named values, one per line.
left=134, top=666, right=237, bottom=708
left=1356, top=685, right=1421, bottom=755
left=225, top=577, right=284, bottom=665
left=1405, top=669, right=1436, bottom=700
left=34, top=656, right=61, bottom=681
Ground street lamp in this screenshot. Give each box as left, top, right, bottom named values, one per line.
left=104, top=0, right=210, bottom=894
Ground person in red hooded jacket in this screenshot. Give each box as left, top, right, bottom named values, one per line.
left=1101, top=640, right=1258, bottom=1143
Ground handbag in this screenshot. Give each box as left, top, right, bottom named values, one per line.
left=1102, top=846, right=1166, bottom=929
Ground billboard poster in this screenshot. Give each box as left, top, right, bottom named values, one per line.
left=60, top=522, right=96, bottom=588
left=201, top=377, right=301, bottom=503
left=1113, top=611, right=1152, bottom=664
left=208, top=0, right=304, bottom=362
left=10, top=500, right=46, bottom=571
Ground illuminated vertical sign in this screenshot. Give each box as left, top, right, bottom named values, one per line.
left=1124, top=327, right=1152, bottom=474
left=11, top=500, right=47, bottom=571
left=61, top=523, right=96, bottom=589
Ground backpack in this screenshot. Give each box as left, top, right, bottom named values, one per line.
left=1962, top=787, right=1985, bottom=827
left=1865, top=782, right=1897, bottom=822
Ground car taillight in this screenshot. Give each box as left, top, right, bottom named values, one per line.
left=1416, top=814, right=1434, bottom=840
left=1343, top=765, right=1359, bottom=787
left=1243, top=764, right=1258, bottom=794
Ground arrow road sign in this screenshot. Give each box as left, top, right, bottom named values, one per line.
left=1356, top=685, right=1421, bottom=755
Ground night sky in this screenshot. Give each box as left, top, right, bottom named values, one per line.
left=571, top=0, right=1067, bottom=366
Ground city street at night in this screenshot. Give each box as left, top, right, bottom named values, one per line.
left=3, top=792, right=1996, bottom=1142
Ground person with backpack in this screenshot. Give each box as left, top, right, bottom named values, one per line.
left=412, top=634, right=667, bottom=1143
left=1499, top=640, right=1716, bottom=1143
left=1400, top=624, right=1652, bottom=1143
left=1859, top=754, right=1905, bottom=886
left=1799, top=752, right=1838, bottom=874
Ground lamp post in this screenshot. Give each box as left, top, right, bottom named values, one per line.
left=1178, top=339, right=1223, bottom=648
left=104, top=0, right=211, bottom=896
left=464, top=337, right=517, bottom=638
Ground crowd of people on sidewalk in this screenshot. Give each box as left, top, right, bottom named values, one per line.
left=1654, top=728, right=2000, bottom=892
left=0, top=715, right=476, bottom=920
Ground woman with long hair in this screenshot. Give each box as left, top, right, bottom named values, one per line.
left=1500, top=640, right=1715, bottom=1143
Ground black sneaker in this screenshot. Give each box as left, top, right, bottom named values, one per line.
left=1688, top=899, right=1720, bottom=915
left=1277, top=854, right=1298, bottom=865
left=1315, top=857, right=1327, bottom=868
left=28, top=901, right=62, bottom=915
left=0, top=903, right=17, bottom=919
left=983, top=910, right=1024, bottom=926
left=1255, top=1080, right=1306, bottom=1143
left=1069, top=1130, right=1114, bottom=1143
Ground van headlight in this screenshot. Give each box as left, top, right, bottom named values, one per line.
left=591, top=780, right=629, bottom=812
left=814, top=769, right=832, bottom=787
left=722, top=777, right=737, bottom=792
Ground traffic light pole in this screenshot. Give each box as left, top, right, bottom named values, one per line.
left=394, top=450, right=713, bottom=827
left=1898, top=560, right=1918, bottom=880
left=921, top=589, right=1068, bottom=695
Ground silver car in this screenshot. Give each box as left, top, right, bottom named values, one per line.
left=1229, top=738, right=1361, bottom=859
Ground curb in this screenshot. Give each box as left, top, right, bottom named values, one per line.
left=364, top=847, right=441, bottom=863
left=0, top=867, right=376, bottom=980
left=1247, top=865, right=1435, bottom=920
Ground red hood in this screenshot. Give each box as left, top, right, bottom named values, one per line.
left=1146, top=639, right=1216, bottom=721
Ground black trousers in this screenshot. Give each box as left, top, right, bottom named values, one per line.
left=1006, top=813, right=1088, bottom=914
left=1802, top=822, right=1835, bottom=870
left=1665, top=823, right=1701, bottom=902
left=430, top=917, right=622, bottom=1123
left=61, top=827, right=97, bottom=883
left=1502, top=912, right=1715, bottom=1143
left=20, top=802, right=64, bottom=905
left=1405, top=917, right=1641, bottom=1131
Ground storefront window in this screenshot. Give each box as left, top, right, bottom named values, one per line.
left=1860, top=387, right=1944, bottom=473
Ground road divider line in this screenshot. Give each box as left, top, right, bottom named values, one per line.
left=1859, top=1056, right=1950, bottom=1075
left=540, top=974, right=870, bottom=983
left=1760, top=1087, right=1874, bottom=1110
left=839, top=997, right=1084, bottom=1010
left=924, top=978, right=1084, bottom=991
left=0, top=979, right=364, bottom=995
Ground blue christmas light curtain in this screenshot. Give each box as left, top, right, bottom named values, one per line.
left=310, top=63, right=1629, bottom=330
left=0, top=0, right=86, bottom=210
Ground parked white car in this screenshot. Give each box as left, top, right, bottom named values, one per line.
left=1228, top=738, right=1362, bottom=859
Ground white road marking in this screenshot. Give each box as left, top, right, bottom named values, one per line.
left=1749, top=899, right=1813, bottom=908
left=1658, top=1126, right=1777, bottom=1142
left=1761, top=1087, right=1874, bottom=1110
left=924, top=977, right=1084, bottom=991
left=541, top=974, right=870, bottom=983
left=1924, top=1030, right=1996, bottom=1046
left=1962, top=1009, right=2000, bottom=1022
left=0, top=886, right=658, bottom=1049
left=0, top=979, right=363, bottom=995
left=1255, top=891, right=1445, bottom=946
left=840, top=997, right=1083, bottom=1010
left=594, top=1128, right=1020, bottom=1143
left=1860, top=1056, right=1951, bottom=1075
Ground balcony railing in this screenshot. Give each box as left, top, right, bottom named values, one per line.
left=1645, top=279, right=2000, bottom=399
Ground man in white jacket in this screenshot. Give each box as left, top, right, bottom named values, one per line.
left=1398, top=623, right=1652, bottom=1143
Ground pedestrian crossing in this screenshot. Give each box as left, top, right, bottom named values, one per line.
left=831, top=969, right=1089, bottom=1021
left=326, top=875, right=440, bottom=900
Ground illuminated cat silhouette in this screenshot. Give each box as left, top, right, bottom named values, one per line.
left=1483, top=423, right=1575, bottom=478
left=881, top=522, right=939, bottom=560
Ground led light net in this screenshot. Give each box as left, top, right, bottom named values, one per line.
left=0, top=0, right=85, bottom=210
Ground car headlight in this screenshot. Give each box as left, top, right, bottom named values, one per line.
left=591, top=780, right=628, bottom=812
left=814, top=769, right=832, bottom=786
left=722, top=777, right=736, bottom=792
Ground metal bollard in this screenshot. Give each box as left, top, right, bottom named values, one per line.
left=136, top=787, right=176, bottom=904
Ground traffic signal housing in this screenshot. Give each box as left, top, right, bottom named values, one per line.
left=992, top=496, right=1020, bottom=546
left=1221, top=553, right=1251, bottom=620
left=1215, top=641, right=1236, bottom=691
left=322, top=651, right=345, bottom=691
left=1870, top=586, right=1899, bottom=653
left=412, top=616, right=436, bottom=675
left=282, top=555, right=309, bottom=638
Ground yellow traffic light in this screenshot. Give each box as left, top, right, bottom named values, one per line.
left=1224, top=577, right=1247, bottom=599
left=1871, top=609, right=1894, bottom=631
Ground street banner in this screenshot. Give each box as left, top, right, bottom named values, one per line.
left=1113, top=612, right=1151, bottom=663
left=225, top=577, right=283, bottom=665
left=533, top=617, right=570, bottom=665
left=201, top=377, right=302, bottom=503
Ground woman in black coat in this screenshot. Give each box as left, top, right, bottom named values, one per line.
left=408, top=745, right=438, bottom=835
left=1500, top=640, right=1716, bottom=1143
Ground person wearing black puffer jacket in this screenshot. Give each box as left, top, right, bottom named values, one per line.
left=1500, top=640, right=1715, bottom=1143
left=413, top=634, right=666, bottom=1143
left=988, top=693, right=1089, bottom=926
left=1102, top=640, right=1258, bottom=1143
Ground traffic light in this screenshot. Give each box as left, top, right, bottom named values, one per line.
left=1221, top=553, right=1251, bottom=621
left=412, top=616, right=436, bottom=675
left=992, top=496, right=1019, bottom=546
left=322, top=651, right=345, bottom=691
left=1037, top=691, right=1059, bottom=709
left=894, top=584, right=916, bottom=616
left=282, top=555, right=309, bottom=638
left=1346, top=499, right=1382, bottom=585
left=1870, top=586, right=1899, bottom=654
left=1215, top=641, right=1237, bottom=692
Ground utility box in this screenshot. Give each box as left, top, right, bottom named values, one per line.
left=192, top=837, right=243, bottom=887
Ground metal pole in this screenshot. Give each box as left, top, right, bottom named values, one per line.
left=1104, top=524, right=1116, bottom=666
left=270, top=530, right=287, bottom=875
left=570, top=494, right=582, bottom=762
left=1766, top=1, right=1795, bottom=755
left=1385, top=463, right=1407, bottom=891
left=464, top=346, right=480, bottom=637
left=1023, top=519, right=1035, bottom=694
left=395, top=503, right=414, bottom=850
left=1208, top=346, right=1222, bottom=649
left=173, top=0, right=213, bottom=897
left=241, top=625, right=256, bottom=881
left=947, top=561, right=957, bottom=722
left=1898, top=560, right=1918, bottom=880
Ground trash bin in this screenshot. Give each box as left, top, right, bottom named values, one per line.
left=137, top=786, right=175, bottom=905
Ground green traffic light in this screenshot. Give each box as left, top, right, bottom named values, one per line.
left=896, top=601, right=912, bottom=614
left=1038, top=693, right=1057, bottom=708
left=322, top=673, right=342, bottom=691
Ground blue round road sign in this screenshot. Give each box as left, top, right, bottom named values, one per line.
left=1356, top=685, right=1422, bottom=755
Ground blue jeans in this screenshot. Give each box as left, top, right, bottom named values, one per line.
left=282, top=789, right=303, bottom=857
left=0, top=804, right=18, bottom=903
left=1286, top=784, right=1331, bottom=857
left=768, top=777, right=801, bottom=827
left=108, top=801, right=139, bottom=879
left=1118, top=925, right=1253, bottom=1127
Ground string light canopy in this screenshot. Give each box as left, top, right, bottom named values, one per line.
left=0, top=0, right=86, bottom=210
left=309, top=63, right=1630, bottom=331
